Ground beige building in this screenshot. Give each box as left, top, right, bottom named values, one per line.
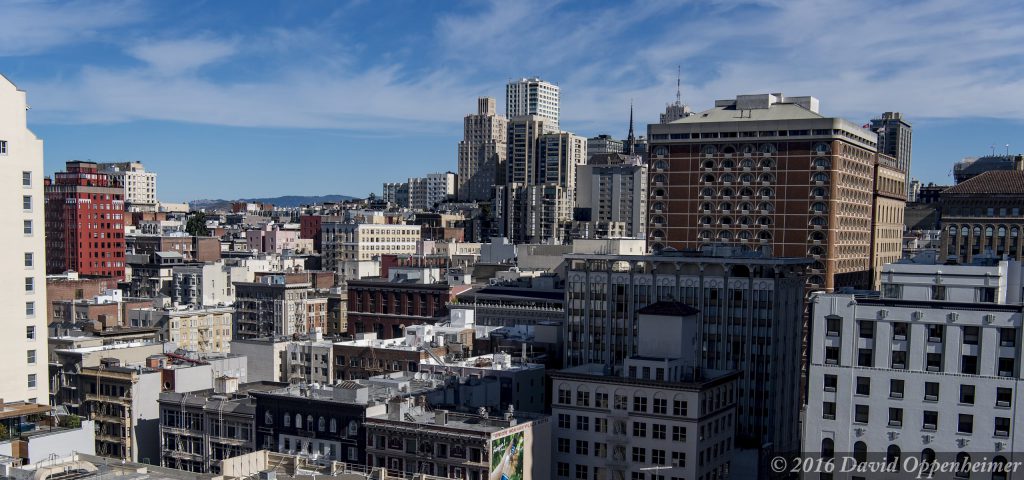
left=871, top=155, right=907, bottom=288
left=0, top=74, right=48, bottom=404
left=506, top=77, right=559, bottom=133
left=458, top=97, right=508, bottom=202
left=130, top=306, right=234, bottom=353
left=573, top=154, right=648, bottom=239
left=321, top=222, right=421, bottom=270
left=98, top=161, right=157, bottom=211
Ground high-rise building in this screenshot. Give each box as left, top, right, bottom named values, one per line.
left=586, top=134, right=623, bottom=156
left=564, top=249, right=810, bottom=452
left=805, top=255, right=1024, bottom=466
left=98, top=161, right=157, bottom=211
left=870, top=112, right=912, bottom=199
left=506, top=77, right=559, bottom=133
left=496, top=116, right=586, bottom=244
left=573, top=154, right=648, bottom=239
left=381, top=182, right=402, bottom=204
left=0, top=75, right=49, bottom=404
left=647, top=92, right=906, bottom=291
left=660, top=66, right=693, bottom=124
left=457, top=97, right=508, bottom=202
left=45, top=160, right=127, bottom=279
left=407, top=172, right=456, bottom=210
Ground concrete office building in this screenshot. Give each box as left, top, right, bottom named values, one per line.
left=321, top=222, right=421, bottom=271
left=458, top=97, right=508, bottom=202
left=408, top=172, right=456, bottom=211
left=0, top=75, right=49, bottom=404
left=574, top=154, right=648, bottom=240
left=551, top=304, right=739, bottom=480
left=869, top=112, right=912, bottom=199
left=805, top=256, right=1024, bottom=471
left=506, top=77, right=559, bottom=133
left=647, top=92, right=907, bottom=291
left=586, top=134, right=624, bottom=156
left=940, top=169, right=1024, bottom=264
left=98, top=162, right=157, bottom=211
left=564, top=248, right=809, bottom=452
left=129, top=306, right=234, bottom=353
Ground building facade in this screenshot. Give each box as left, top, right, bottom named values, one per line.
left=805, top=257, right=1024, bottom=473
left=345, top=278, right=450, bottom=339
left=459, top=97, right=508, bottom=202
left=45, top=161, right=126, bottom=279
left=586, top=134, right=624, bottom=156
left=574, top=155, right=648, bottom=240
left=564, top=249, right=809, bottom=452
left=0, top=75, right=49, bottom=404
left=98, top=162, right=157, bottom=211
left=321, top=222, right=421, bottom=271
left=869, top=112, right=912, bottom=199
left=940, top=169, right=1024, bottom=264
left=647, top=92, right=906, bottom=291
left=506, top=77, right=559, bottom=133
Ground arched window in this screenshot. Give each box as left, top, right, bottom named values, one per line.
left=307, top=415, right=314, bottom=430
left=760, top=173, right=775, bottom=183
left=948, top=225, right=957, bottom=236
left=295, top=414, right=302, bottom=429
left=961, top=226, right=969, bottom=237
left=812, top=187, right=827, bottom=197
left=738, top=231, right=751, bottom=240
left=702, top=160, right=715, bottom=169
left=348, top=420, right=359, bottom=437
left=722, top=145, right=737, bottom=154
left=758, top=231, right=772, bottom=240
left=720, top=202, right=733, bottom=211
left=700, top=202, right=713, bottom=211
left=810, top=231, right=825, bottom=241
left=651, top=215, right=665, bottom=224
left=814, top=142, right=831, bottom=155
left=718, top=231, right=732, bottom=240
left=821, top=438, right=834, bottom=459
left=993, top=456, right=1009, bottom=480
left=740, top=158, right=754, bottom=168
left=702, top=174, right=715, bottom=183
left=812, top=202, right=827, bottom=213
left=653, top=174, right=667, bottom=183
left=758, top=216, right=772, bottom=226
left=739, top=202, right=753, bottom=211
left=809, top=275, right=824, bottom=285
left=954, top=452, right=971, bottom=478
left=740, top=188, right=754, bottom=197
left=655, top=160, right=669, bottom=170
left=1012, top=227, right=1020, bottom=237
left=698, top=230, right=712, bottom=241
left=760, top=158, right=775, bottom=168
left=318, top=416, right=326, bottom=432
left=813, top=172, right=829, bottom=182
left=721, top=173, right=735, bottom=183
left=740, top=173, right=754, bottom=183
left=742, top=144, right=756, bottom=155
left=854, top=441, right=867, bottom=464
left=652, top=202, right=665, bottom=212
left=811, top=216, right=826, bottom=226
left=999, top=226, right=1007, bottom=237
left=738, top=216, right=752, bottom=226
left=759, top=187, right=774, bottom=197
left=813, top=157, right=831, bottom=168
left=284, top=412, right=291, bottom=427
left=265, top=411, right=273, bottom=425
left=721, top=188, right=735, bottom=197
left=759, top=143, right=776, bottom=155
left=700, top=216, right=712, bottom=226
left=886, top=445, right=901, bottom=465
left=701, top=188, right=714, bottom=197
left=920, top=449, right=936, bottom=477
left=720, top=216, right=733, bottom=225
left=330, top=418, right=337, bottom=433
left=702, top=145, right=717, bottom=155
left=721, top=159, right=735, bottom=169
left=986, top=226, right=994, bottom=237
left=809, top=246, right=824, bottom=256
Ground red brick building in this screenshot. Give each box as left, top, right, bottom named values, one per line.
left=346, top=279, right=450, bottom=339
left=45, top=161, right=126, bottom=279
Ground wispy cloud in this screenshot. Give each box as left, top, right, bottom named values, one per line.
left=127, top=37, right=239, bottom=75
left=0, top=0, right=146, bottom=56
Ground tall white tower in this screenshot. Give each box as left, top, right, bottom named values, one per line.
left=506, top=77, right=560, bottom=133
left=0, top=74, right=48, bottom=404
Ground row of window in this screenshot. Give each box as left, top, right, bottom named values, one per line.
left=825, top=345, right=1015, bottom=376
left=555, top=389, right=690, bottom=415
left=823, top=375, right=1013, bottom=407
left=826, top=402, right=1012, bottom=436
left=826, top=317, right=1015, bottom=346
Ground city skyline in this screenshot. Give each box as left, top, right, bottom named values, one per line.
left=5, top=0, right=1024, bottom=200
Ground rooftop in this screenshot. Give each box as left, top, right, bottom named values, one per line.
left=554, top=363, right=740, bottom=390
left=942, top=170, right=1024, bottom=195
left=367, top=406, right=543, bottom=434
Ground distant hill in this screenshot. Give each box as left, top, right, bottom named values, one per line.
left=189, top=194, right=358, bottom=210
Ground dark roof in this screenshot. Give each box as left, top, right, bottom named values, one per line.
left=944, top=170, right=1024, bottom=195
left=636, top=301, right=700, bottom=317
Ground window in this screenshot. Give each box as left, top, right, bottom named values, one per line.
left=576, top=390, right=590, bottom=407
left=999, top=357, right=1015, bottom=377
left=556, top=462, right=569, bottom=478
left=0, top=140, right=6, bottom=155
left=826, top=316, right=841, bottom=336
left=928, top=324, right=944, bottom=342
left=888, top=408, right=903, bottom=427
left=633, top=422, right=647, bottom=437
left=633, top=396, right=647, bottom=412
left=556, top=438, right=569, bottom=453
left=958, top=414, right=973, bottom=434
left=891, top=350, right=907, bottom=369
left=25, top=302, right=34, bottom=316
left=27, top=374, right=36, bottom=389
left=1000, top=328, right=1016, bottom=347
left=22, top=195, right=31, bottom=211
left=26, top=350, right=35, bottom=364
left=924, top=382, right=939, bottom=401
left=995, top=417, right=1011, bottom=437
left=961, top=355, right=979, bottom=375
left=652, top=449, right=666, bottom=466
left=24, top=253, right=32, bottom=268
left=931, top=285, right=946, bottom=300
left=824, top=375, right=838, bottom=392
left=26, top=326, right=35, bottom=340
left=858, top=321, right=873, bottom=339
left=596, top=392, right=608, bottom=408
left=977, top=287, right=997, bottom=302
left=574, top=464, right=588, bottom=480
left=575, top=440, right=588, bottom=455
left=632, top=447, right=646, bottom=463
left=855, top=377, right=870, bottom=396
left=23, top=220, right=31, bottom=235
left=858, top=348, right=873, bottom=367
left=963, top=326, right=980, bottom=345
left=673, top=400, right=687, bottom=416
left=926, top=353, right=942, bottom=372
left=652, top=423, right=666, bottom=440
left=854, top=405, right=869, bottom=424
left=557, top=414, right=570, bottom=429
left=882, top=283, right=902, bottom=298
left=24, top=277, right=33, bottom=292
left=890, top=379, right=904, bottom=399
left=576, top=415, right=589, bottom=431
left=671, top=451, right=686, bottom=467
left=958, top=380, right=974, bottom=403
left=825, top=347, right=839, bottom=365
left=653, top=397, right=667, bottom=414
left=557, top=387, right=571, bottom=404
left=822, top=402, right=836, bottom=420
left=923, top=411, right=938, bottom=430
left=893, top=322, right=908, bottom=340
left=997, top=387, right=1012, bottom=407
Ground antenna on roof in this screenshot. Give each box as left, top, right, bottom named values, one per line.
left=675, top=65, right=682, bottom=105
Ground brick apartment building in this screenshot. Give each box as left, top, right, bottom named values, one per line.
left=346, top=279, right=450, bottom=339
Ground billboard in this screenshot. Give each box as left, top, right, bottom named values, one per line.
left=489, top=430, right=527, bottom=480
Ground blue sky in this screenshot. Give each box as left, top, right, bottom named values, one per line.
left=4, top=0, right=1024, bottom=201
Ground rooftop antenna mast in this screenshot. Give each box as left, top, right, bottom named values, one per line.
left=675, top=65, right=682, bottom=105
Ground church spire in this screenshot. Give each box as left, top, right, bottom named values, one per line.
left=626, top=101, right=636, bottom=156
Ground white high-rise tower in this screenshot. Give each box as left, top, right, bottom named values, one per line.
left=0, top=74, right=48, bottom=404
left=506, top=77, right=560, bottom=133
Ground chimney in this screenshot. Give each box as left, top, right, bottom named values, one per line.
left=1015, top=154, right=1023, bottom=171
